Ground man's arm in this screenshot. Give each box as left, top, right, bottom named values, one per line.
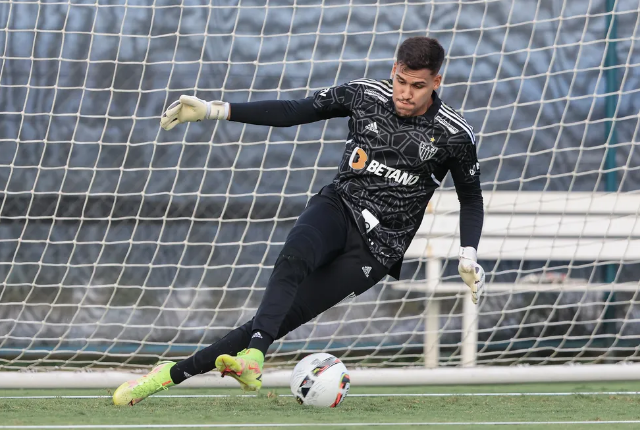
left=449, top=170, right=483, bottom=250
left=229, top=98, right=345, bottom=127
left=446, top=142, right=485, bottom=304
left=160, top=83, right=357, bottom=131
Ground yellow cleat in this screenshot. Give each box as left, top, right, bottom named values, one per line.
left=215, top=348, right=263, bottom=391
left=112, top=361, right=175, bottom=406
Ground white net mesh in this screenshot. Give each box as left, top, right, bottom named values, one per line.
left=1, top=0, right=639, bottom=371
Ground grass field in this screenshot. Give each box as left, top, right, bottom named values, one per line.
left=2, top=382, right=640, bottom=429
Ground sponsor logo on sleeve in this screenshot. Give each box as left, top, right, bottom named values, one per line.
left=364, top=89, right=388, bottom=103
left=435, top=114, right=459, bottom=134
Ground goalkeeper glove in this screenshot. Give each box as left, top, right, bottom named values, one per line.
left=160, top=95, right=229, bottom=130
left=458, top=246, right=485, bottom=305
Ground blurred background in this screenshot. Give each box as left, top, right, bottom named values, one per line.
left=0, top=0, right=639, bottom=369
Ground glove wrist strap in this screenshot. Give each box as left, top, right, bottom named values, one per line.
left=458, top=246, right=477, bottom=262
left=206, top=101, right=229, bottom=120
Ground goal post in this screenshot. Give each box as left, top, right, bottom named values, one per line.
left=2, top=1, right=640, bottom=387
left=6, top=364, right=640, bottom=390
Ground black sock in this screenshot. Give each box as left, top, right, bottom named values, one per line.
left=170, top=356, right=198, bottom=385
left=170, top=323, right=252, bottom=385
left=247, top=330, right=274, bottom=357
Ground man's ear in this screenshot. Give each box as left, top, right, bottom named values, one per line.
left=390, top=62, right=397, bottom=79
left=433, top=74, right=442, bottom=90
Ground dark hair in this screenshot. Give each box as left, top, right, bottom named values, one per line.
left=396, top=37, right=445, bottom=74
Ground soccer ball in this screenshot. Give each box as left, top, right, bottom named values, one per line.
left=289, top=353, right=350, bottom=407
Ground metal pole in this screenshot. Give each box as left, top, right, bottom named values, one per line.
left=424, top=258, right=442, bottom=368
left=461, top=291, right=478, bottom=367
left=603, top=0, right=619, bottom=335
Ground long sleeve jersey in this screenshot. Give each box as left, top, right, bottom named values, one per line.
left=230, top=78, right=484, bottom=279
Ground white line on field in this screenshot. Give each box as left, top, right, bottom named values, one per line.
left=2, top=421, right=640, bottom=428
left=2, top=391, right=640, bottom=400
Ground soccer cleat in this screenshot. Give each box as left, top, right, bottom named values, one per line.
left=112, top=361, right=176, bottom=406
left=215, top=348, right=264, bottom=391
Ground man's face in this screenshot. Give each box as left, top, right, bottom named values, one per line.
left=391, top=62, right=442, bottom=117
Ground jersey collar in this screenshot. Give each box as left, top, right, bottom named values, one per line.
left=422, top=91, right=441, bottom=121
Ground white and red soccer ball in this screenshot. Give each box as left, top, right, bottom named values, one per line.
left=289, top=353, right=351, bottom=407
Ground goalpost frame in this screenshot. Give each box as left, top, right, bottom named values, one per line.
left=4, top=364, right=640, bottom=389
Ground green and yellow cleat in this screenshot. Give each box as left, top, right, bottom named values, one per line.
left=215, top=348, right=264, bottom=391
left=112, top=361, right=176, bottom=406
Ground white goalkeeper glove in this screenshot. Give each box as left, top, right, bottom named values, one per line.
left=458, top=246, right=485, bottom=305
left=160, top=95, right=229, bottom=130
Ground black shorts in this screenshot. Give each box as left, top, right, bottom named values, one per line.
left=302, top=185, right=388, bottom=299
left=252, top=183, right=390, bottom=339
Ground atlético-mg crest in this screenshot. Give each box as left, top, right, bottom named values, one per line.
left=419, top=141, right=438, bottom=161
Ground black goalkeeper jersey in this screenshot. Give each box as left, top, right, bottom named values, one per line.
left=230, top=78, right=483, bottom=279
left=311, top=79, right=481, bottom=272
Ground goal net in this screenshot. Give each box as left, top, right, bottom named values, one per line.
left=1, top=0, right=639, bottom=383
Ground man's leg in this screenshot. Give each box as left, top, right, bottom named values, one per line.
left=113, top=227, right=387, bottom=404
left=246, top=188, right=350, bottom=355
left=169, top=321, right=253, bottom=383
left=113, top=188, right=353, bottom=403
left=113, top=322, right=254, bottom=405
left=171, top=235, right=383, bottom=387
left=211, top=189, right=351, bottom=390
left=214, top=220, right=389, bottom=390
left=272, top=225, right=389, bottom=340
left=170, top=188, right=351, bottom=383
left=113, top=263, right=366, bottom=405
left=168, top=189, right=349, bottom=385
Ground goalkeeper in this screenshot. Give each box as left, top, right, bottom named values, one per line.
left=113, top=36, right=484, bottom=406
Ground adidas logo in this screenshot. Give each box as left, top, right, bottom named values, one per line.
left=365, top=122, right=379, bottom=134
left=252, top=332, right=263, bottom=339
left=362, top=266, right=372, bottom=277
left=184, top=371, right=192, bottom=378
left=337, top=292, right=356, bottom=305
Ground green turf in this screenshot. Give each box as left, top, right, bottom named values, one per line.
left=2, top=383, right=640, bottom=429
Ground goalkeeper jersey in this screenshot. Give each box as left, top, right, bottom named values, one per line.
left=311, top=79, right=482, bottom=276
left=229, top=78, right=483, bottom=279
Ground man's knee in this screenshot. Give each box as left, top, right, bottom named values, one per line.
left=280, top=223, right=325, bottom=266
left=271, top=253, right=314, bottom=283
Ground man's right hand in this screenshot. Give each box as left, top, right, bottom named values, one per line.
left=160, top=95, right=228, bottom=130
left=458, top=246, right=485, bottom=305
